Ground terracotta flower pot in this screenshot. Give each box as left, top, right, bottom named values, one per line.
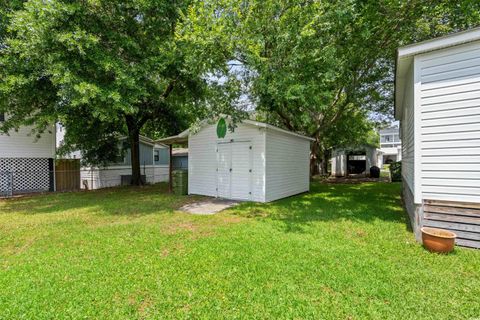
left=421, top=227, right=456, bottom=253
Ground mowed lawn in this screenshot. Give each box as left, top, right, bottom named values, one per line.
left=0, top=183, right=479, bottom=319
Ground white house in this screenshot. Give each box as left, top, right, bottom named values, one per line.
left=396, top=27, right=480, bottom=248
left=0, top=114, right=56, bottom=195
left=79, top=136, right=170, bottom=190
left=377, top=127, right=402, bottom=167
left=157, top=119, right=313, bottom=202
left=56, top=125, right=170, bottom=189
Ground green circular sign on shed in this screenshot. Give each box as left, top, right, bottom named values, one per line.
left=216, top=118, right=227, bottom=138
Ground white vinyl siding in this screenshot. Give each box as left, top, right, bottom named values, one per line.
left=401, top=62, right=415, bottom=195
left=0, top=124, right=55, bottom=158
left=418, top=40, right=480, bottom=203
left=80, top=165, right=168, bottom=190
left=188, top=123, right=266, bottom=202
left=187, top=121, right=311, bottom=202
left=230, top=142, right=253, bottom=200
left=265, top=129, right=310, bottom=202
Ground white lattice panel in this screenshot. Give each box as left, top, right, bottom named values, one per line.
left=0, top=158, right=50, bottom=194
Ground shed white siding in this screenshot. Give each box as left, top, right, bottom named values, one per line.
left=265, top=130, right=310, bottom=202
left=417, top=40, right=480, bottom=203
left=187, top=120, right=312, bottom=202
left=331, top=150, right=346, bottom=177
left=400, top=63, right=415, bottom=196
left=0, top=125, right=55, bottom=158
left=188, top=123, right=266, bottom=202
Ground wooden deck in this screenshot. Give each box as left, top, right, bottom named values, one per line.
left=422, top=200, right=480, bottom=249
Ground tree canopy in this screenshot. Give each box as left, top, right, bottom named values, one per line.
left=1, top=0, right=480, bottom=178
left=0, top=0, right=242, bottom=183
left=187, top=0, right=480, bottom=173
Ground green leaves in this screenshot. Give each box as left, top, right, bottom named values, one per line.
left=56, top=28, right=99, bottom=55
left=214, top=0, right=480, bottom=173
left=1, top=0, right=243, bottom=168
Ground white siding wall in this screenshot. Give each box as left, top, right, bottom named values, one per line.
left=401, top=63, right=415, bottom=195
left=80, top=165, right=169, bottom=190
left=0, top=125, right=55, bottom=158
left=188, top=123, right=266, bottom=202
left=418, top=40, right=480, bottom=203
left=265, top=129, right=310, bottom=202
left=331, top=150, right=346, bottom=176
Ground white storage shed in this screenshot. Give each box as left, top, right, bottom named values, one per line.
left=158, top=119, right=314, bottom=202
left=395, top=27, right=480, bottom=248
left=330, top=146, right=379, bottom=177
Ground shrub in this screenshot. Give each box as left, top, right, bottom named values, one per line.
left=389, top=161, right=402, bottom=182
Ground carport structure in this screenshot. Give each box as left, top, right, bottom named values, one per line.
left=156, top=131, right=188, bottom=193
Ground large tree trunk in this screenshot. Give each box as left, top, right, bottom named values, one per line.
left=310, top=138, right=330, bottom=177
left=126, top=118, right=144, bottom=186
left=128, top=129, right=144, bottom=186
left=319, top=148, right=330, bottom=175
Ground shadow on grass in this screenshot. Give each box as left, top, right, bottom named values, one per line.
left=228, top=182, right=407, bottom=233
left=0, top=183, right=203, bottom=217
left=1, top=181, right=409, bottom=235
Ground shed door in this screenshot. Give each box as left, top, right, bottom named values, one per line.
left=231, top=142, right=252, bottom=200
left=217, top=143, right=232, bottom=199
left=216, top=141, right=252, bottom=201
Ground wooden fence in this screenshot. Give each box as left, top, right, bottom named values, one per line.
left=55, top=159, right=81, bottom=192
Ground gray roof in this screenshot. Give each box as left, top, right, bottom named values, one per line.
left=172, top=148, right=188, bottom=157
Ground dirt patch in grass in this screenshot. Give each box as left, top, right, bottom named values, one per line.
left=162, top=222, right=216, bottom=242
left=1, top=236, right=38, bottom=256
left=220, top=214, right=245, bottom=224
left=165, top=222, right=198, bottom=234
left=138, top=297, right=154, bottom=319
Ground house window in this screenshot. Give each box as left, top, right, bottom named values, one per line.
left=154, top=148, right=169, bottom=165
left=0, top=113, right=4, bottom=122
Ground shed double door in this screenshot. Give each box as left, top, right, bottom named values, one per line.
left=217, top=141, right=252, bottom=201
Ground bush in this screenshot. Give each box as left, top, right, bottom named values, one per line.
left=389, top=161, right=402, bottom=182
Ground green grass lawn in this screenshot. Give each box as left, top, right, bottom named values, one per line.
left=0, top=182, right=479, bottom=319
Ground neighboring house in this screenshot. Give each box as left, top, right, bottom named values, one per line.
left=331, top=145, right=379, bottom=177
left=377, top=127, right=402, bottom=166
left=80, top=136, right=170, bottom=189
left=172, top=148, right=188, bottom=170
left=0, top=113, right=56, bottom=195
left=396, top=27, right=480, bottom=248
left=157, top=119, right=314, bottom=202
left=56, top=125, right=170, bottom=189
